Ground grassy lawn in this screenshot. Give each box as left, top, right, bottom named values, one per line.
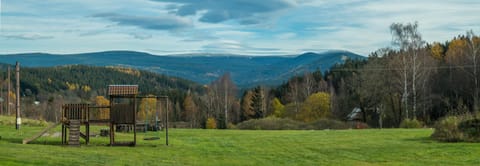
left=1, top=117, right=479, bottom=165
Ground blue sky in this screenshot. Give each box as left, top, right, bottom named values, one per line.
left=1, top=0, right=479, bottom=55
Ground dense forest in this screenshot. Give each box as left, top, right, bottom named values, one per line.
left=0, top=64, right=203, bottom=123
left=0, top=22, right=479, bottom=129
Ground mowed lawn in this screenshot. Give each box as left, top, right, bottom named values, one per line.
left=1, top=123, right=480, bottom=165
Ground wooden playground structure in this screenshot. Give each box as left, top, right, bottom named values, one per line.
left=23, top=85, right=169, bottom=146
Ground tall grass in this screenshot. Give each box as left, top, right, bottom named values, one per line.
left=0, top=116, right=49, bottom=127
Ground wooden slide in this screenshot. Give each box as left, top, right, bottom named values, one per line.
left=22, top=122, right=61, bottom=144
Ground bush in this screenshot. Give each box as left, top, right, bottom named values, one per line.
left=400, top=119, right=423, bottom=128
left=304, top=119, right=350, bottom=130
left=431, top=112, right=480, bottom=142
left=458, top=118, right=480, bottom=142
left=236, top=117, right=303, bottom=130
left=347, top=121, right=369, bottom=129
left=236, top=118, right=349, bottom=130
left=206, top=117, right=217, bottom=129
left=227, top=123, right=236, bottom=129
left=431, top=116, right=464, bottom=142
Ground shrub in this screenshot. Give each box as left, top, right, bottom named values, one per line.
left=236, top=117, right=303, bottom=130
left=400, top=119, right=423, bottom=128
left=431, top=113, right=480, bottom=142
left=206, top=117, right=217, bottom=129
left=236, top=117, right=349, bottom=130
left=304, top=119, right=350, bottom=130
left=348, top=121, right=369, bottom=129
left=227, top=123, right=236, bottom=129
left=431, top=116, right=464, bottom=142
left=458, top=118, right=480, bottom=142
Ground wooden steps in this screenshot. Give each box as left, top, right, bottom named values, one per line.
left=68, top=120, right=80, bottom=146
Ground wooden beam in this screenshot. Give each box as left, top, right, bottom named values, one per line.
left=23, top=122, right=61, bottom=144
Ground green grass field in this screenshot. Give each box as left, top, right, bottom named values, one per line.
left=1, top=117, right=480, bottom=165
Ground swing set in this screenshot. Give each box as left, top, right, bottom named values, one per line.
left=136, top=95, right=170, bottom=141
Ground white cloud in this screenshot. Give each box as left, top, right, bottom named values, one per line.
left=215, top=30, right=255, bottom=38
left=131, top=33, right=153, bottom=40
left=275, top=32, right=296, bottom=39
left=92, top=13, right=192, bottom=30
left=1, top=0, right=480, bottom=56
left=1, top=33, right=54, bottom=40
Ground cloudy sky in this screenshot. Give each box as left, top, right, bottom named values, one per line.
left=1, top=0, right=479, bottom=55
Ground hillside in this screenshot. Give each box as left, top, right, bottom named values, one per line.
left=0, top=50, right=365, bottom=87
left=0, top=64, right=202, bottom=100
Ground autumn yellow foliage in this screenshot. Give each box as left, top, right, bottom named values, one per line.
left=206, top=117, right=217, bottom=129
left=107, top=66, right=141, bottom=77
left=297, top=92, right=331, bottom=123
left=138, top=95, right=157, bottom=121
left=430, top=42, right=444, bottom=60
left=94, top=96, right=110, bottom=120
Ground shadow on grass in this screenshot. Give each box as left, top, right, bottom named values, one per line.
left=1, top=136, right=64, bottom=145
left=1, top=137, right=23, bottom=144
left=403, top=136, right=435, bottom=143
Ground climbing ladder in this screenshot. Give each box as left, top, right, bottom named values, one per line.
left=68, top=120, right=80, bottom=146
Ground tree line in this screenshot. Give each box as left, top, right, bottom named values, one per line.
left=324, top=22, right=480, bottom=127
left=182, top=22, right=480, bottom=128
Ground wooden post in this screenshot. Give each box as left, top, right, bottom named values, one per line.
left=86, top=105, right=90, bottom=145
left=166, top=97, right=169, bottom=146
left=15, top=62, right=20, bottom=130
left=86, top=122, right=90, bottom=145
left=110, top=122, right=114, bottom=146
left=133, top=96, right=137, bottom=146
left=109, top=96, right=114, bottom=146
left=61, top=124, right=65, bottom=144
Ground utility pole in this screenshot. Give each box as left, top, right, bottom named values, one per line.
left=15, top=62, right=20, bottom=130
left=7, top=66, right=10, bottom=116
left=0, top=73, right=2, bottom=115
left=224, top=80, right=228, bottom=128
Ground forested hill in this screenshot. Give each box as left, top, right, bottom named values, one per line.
left=0, top=64, right=203, bottom=100
left=0, top=50, right=365, bottom=87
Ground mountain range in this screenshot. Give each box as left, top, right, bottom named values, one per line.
left=0, top=50, right=365, bottom=87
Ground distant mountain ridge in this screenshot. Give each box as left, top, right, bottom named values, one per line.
left=0, top=50, right=365, bottom=87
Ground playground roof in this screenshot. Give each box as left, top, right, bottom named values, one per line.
left=108, top=85, right=138, bottom=96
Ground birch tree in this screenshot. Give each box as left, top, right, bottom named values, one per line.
left=390, top=22, right=425, bottom=119
left=466, top=30, right=480, bottom=111
left=208, top=73, right=237, bottom=128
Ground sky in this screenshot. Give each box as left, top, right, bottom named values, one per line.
left=0, top=0, right=479, bottom=56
